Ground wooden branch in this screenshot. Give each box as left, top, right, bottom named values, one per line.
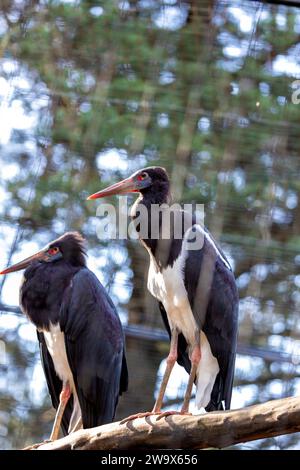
left=26, top=396, right=300, bottom=450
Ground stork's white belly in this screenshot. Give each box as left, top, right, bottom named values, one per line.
left=43, top=324, right=74, bottom=388
left=148, top=254, right=198, bottom=345
left=147, top=235, right=220, bottom=409
left=43, top=324, right=81, bottom=432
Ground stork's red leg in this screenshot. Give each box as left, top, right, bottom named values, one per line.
left=181, top=342, right=201, bottom=412
left=152, top=327, right=178, bottom=412
left=49, top=381, right=71, bottom=441
left=120, top=328, right=178, bottom=424
left=156, top=336, right=201, bottom=421
left=70, top=417, right=82, bottom=433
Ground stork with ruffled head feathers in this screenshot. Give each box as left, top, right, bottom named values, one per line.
left=0, top=232, right=128, bottom=439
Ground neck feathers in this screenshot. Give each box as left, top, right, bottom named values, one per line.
left=131, top=189, right=176, bottom=264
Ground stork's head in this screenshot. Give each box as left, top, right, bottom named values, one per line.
left=0, top=231, right=86, bottom=275
left=87, top=166, right=170, bottom=202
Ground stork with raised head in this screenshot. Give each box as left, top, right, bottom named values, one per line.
left=88, top=167, right=238, bottom=420
left=0, top=232, right=128, bottom=439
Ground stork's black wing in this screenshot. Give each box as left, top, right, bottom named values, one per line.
left=184, top=235, right=239, bottom=411
left=37, top=331, right=73, bottom=436
left=59, top=268, right=128, bottom=428
left=204, top=258, right=238, bottom=411
left=151, top=209, right=238, bottom=411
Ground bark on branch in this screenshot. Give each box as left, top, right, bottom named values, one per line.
left=26, top=396, right=300, bottom=450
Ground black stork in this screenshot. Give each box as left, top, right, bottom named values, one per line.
left=0, top=232, right=128, bottom=439
left=88, top=167, right=238, bottom=421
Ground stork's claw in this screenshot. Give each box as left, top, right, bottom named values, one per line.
left=120, top=411, right=161, bottom=424
left=23, top=439, right=53, bottom=450
left=155, top=410, right=192, bottom=421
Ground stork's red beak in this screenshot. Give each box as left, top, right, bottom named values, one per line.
left=87, top=176, right=138, bottom=200
left=0, top=250, right=48, bottom=275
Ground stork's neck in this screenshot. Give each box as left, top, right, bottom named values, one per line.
left=131, top=186, right=171, bottom=254
left=20, top=261, right=81, bottom=330
left=131, top=186, right=170, bottom=219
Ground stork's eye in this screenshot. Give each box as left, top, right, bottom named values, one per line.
left=138, top=172, right=148, bottom=181
left=48, top=247, right=59, bottom=256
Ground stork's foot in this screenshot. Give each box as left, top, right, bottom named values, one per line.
left=23, top=439, right=53, bottom=450
left=120, top=411, right=162, bottom=424
left=156, top=410, right=192, bottom=421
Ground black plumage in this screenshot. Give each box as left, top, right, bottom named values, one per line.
left=88, top=167, right=238, bottom=417
left=158, top=234, right=238, bottom=411
left=137, top=169, right=238, bottom=411
left=1, top=232, right=128, bottom=436
left=58, top=268, right=128, bottom=428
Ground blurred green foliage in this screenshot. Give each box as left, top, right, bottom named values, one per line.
left=0, top=0, right=300, bottom=449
